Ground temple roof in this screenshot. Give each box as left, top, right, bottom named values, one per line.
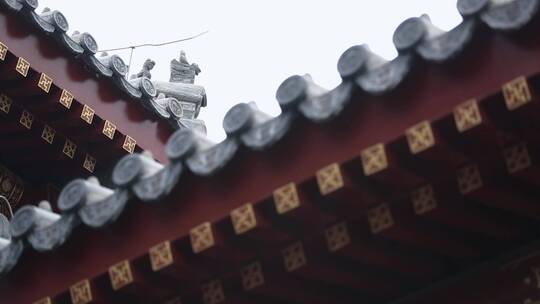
left=0, top=0, right=207, bottom=132
left=0, top=0, right=539, bottom=280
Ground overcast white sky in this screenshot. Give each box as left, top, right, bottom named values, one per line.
left=38, top=0, right=461, bottom=141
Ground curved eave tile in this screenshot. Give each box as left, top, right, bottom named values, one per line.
left=186, top=140, right=239, bottom=176
left=417, top=19, right=476, bottom=62
left=0, top=240, right=23, bottom=274
left=241, top=111, right=295, bottom=150
left=148, top=99, right=171, bottom=119
left=79, top=190, right=129, bottom=228
left=57, top=34, right=84, bottom=55
left=114, top=77, right=144, bottom=99
left=356, top=54, right=413, bottom=95
left=481, top=0, right=540, bottom=31
left=299, top=82, right=354, bottom=122
left=26, top=11, right=55, bottom=33
left=85, top=56, right=114, bottom=77
left=0, top=0, right=23, bottom=11
left=132, top=164, right=183, bottom=202
left=27, top=214, right=77, bottom=252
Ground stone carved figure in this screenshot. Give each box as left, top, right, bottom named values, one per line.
left=145, top=50, right=207, bottom=134
left=131, top=59, right=155, bottom=80
left=170, top=50, right=201, bottom=84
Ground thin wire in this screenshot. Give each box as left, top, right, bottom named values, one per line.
left=126, top=47, right=135, bottom=78
left=98, top=30, right=209, bottom=52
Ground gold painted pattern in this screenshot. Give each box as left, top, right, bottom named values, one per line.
left=190, top=222, right=215, bottom=253
left=109, top=260, right=134, bottom=290
left=33, top=297, right=52, bottom=304
left=454, top=99, right=482, bottom=133
left=325, top=221, right=351, bottom=252
left=83, top=154, right=96, bottom=173
left=406, top=121, right=435, bottom=154
left=503, top=76, right=532, bottom=111
left=59, top=90, right=73, bottom=109
left=123, top=135, right=136, bottom=153
left=503, top=143, right=531, bottom=174
left=15, top=57, right=29, bottom=77
left=457, top=164, right=483, bottom=194
left=41, top=125, right=55, bottom=144
left=316, top=163, right=344, bottom=195
left=102, top=120, right=116, bottom=139
left=80, top=105, right=94, bottom=124
left=230, top=203, right=257, bottom=234
left=273, top=182, right=300, bottom=214
left=361, top=143, right=388, bottom=176
left=411, top=184, right=437, bottom=215
left=19, top=110, right=33, bottom=129
left=0, top=164, right=24, bottom=207
left=0, top=42, right=7, bottom=61
left=241, top=262, right=264, bottom=291
left=367, top=203, right=394, bottom=234
left=0, top=94, right=12, bottom=114
left=282, top=242, right=307, bottom=272
left=63, top=139, right=77, bottom=159
left=149, top=241, right=174, bottom=272
left=38, top=73, right=52, bottom=93
left=201, top=280, right=225, bottom=304
left=69, top=279, right=92, bottom=304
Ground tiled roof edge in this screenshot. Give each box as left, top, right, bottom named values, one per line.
left=0, top=0, right=538, bottom=275
left=0, top=0, right=207, bottom=130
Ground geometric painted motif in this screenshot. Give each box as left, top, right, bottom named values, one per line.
left=0, top=42, right=7, bottom=61
left=241, top=261, right=264, bottom=291
left=456, top=164, right=483, bottom=194
left=149, top=241, right=174, bottom=272
left=102, top=120, right=116, bottom=139
left=83, top=154, right=96, bottom=173
left=19, top=110, right=33, bottom=129
left=367, top=203, right=394, bottom=234
left=41, top=125, right=55, bottom=144
left=324, top=221, right=351, bottom=252
left=0, top=94, right=12, bottom=114
left=282, top=241, right=307, bottom=272
left=503, top=142, right=531, bottom=174
left=361, top=143, right=388, bottom=176
left=108, top=260, right=134, bottom=290
left=406, top=120, right=435, bottom=154
left=316, top=163, right=344, bottom=196
left=80, top=105, right=94, bottom=124
left=190, top=222, right=215, bottom=254
left=230, top=203, right=257, bottom=235
left=15, top=57, right=29, bottom=77
left=201, top=280, right=225, bottom=304
left=38, top=73, right=53, bottom=93
left=0, top=163, right=24, bottom=207
left=411, top=184, right=437, bottom=215
left=59, top=90, right=73, bottom=109
left=273, top=182, right=300, bottom=214
left=122, top=135, right=136, bottom=154
left=502, top=76, right=532, bottom=111
left=63, top=139, right=77, bottom=159
left=69, top=279, right=92, bottom=304
left=453, top=99, right=482, bottom=133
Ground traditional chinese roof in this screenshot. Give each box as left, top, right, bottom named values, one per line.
left=0, top=0, right=207, bottom=131
left=2, top=0, right=540, bottom=303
